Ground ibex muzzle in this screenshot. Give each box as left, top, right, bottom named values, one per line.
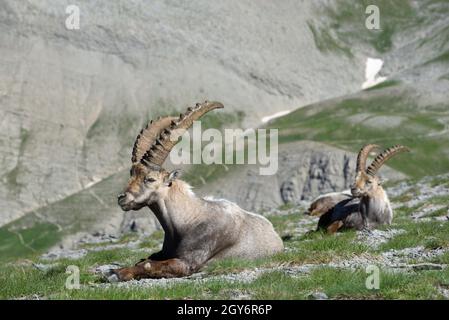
left=118, top=164, right=173, bottom=211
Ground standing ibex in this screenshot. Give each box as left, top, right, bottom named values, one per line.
left=311, top=144, right=409, bottom=233
left=111, top=101, right=283, bottom=281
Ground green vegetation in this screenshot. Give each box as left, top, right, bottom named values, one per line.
left=4, top=128, right=30, bottom=192
left=0, top=222, right=61, bottom=263
left=0, top=168, right=129, bottom=264
left=1, top=177, right=448, bottom=299
left=363, top=79, right=401, bottom=91
left=183, top=163, right=231, bottom=187
left=182, top=109, right=247, bottom=186
left=424, top=50, right=449, bottom=65
left=307, top=22, right=353, bottom=57
left=313, top=0, right=423, bottom=54
left=3, top=265, right=446, bottom=299
left=380, top=218, right=449, bottom=251
left=267, top=87, right=449, bottom=179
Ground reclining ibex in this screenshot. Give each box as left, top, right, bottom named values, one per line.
left=111, top=101, right=283, bottom=281
left=304, top=190, right=352, bottom=217
left=310, top=144, right=409, bottom=234
left=351, top=144, right=410, bottom=230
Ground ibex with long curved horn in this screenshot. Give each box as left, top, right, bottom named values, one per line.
left=111, top=101, right=283, bottom=281
left=310, top=144, right=409, bottom=233
left=351, top=144, right=410, bottom=230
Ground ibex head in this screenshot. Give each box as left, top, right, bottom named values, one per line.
left=117, top=101, right=224, bottom=211
left=351, top=144, right=410, bottom=197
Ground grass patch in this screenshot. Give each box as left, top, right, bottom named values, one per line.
left=424, top=50, right=449, bottom=66
left=364, top=79, right=401, bottom=91
left=267, top=89, right=449, bottom=179
left=1, top=202, right=449, bottom=299
left=307, top=21, right=353, bottom=57
left=315, top=0, right=422, bottom=53
left=379, top=220, right=449, bottom=251
left=0, top=222, right=61, bottom=263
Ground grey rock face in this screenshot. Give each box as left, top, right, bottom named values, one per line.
left=199, top=141, right=405, bottom=212
left=291, top=152, right=354, bottom=202
left=40, top=248, right=88, bottom=260
left=308, top=292, right=328, bottom=300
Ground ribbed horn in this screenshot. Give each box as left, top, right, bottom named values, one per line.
left=141, top=101, right=224, bottom=167
left=356, top=144, right=381, bottom=173
left=131, top=116, right=178, bottom=164
left=366, top=145, right=410, bottom=176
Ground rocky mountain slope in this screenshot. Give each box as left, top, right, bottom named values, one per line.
left=1, top=0, right=448, bottom=260
left=0, top=0, right=367, bottom=227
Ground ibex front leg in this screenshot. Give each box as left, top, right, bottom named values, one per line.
left=111, top=258, right=193, bottom=281
left=359, top=199, right=370, bottom=231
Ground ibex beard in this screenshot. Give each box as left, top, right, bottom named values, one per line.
left=112, top=101, right=284, bottom=281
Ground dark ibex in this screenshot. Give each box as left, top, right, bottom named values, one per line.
left=305, top=191, right=352, bottom=217
left=111, top=101, right=283, bottom=281
left=310, top=144, right=409, bottom=234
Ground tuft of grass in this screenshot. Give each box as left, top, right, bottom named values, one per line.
left=364, top=79, right=401, bottom=91
left=307, top=22, right=353, bottom=57
left=379, top=220, right=449, bottom=251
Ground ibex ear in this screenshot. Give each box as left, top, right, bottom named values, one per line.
left=164, top=169, right=180, bottom=186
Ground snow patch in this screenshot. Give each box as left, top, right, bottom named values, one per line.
left=261, top=110, right=292, bottom=123
left=362, top=58, right=387, bottom=89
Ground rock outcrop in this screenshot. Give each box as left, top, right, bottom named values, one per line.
left=0, top=0, right=366, bottom=227
left=198, top=141, right=405, bottom=212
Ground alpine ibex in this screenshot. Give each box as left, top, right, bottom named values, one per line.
left=311, top=144, right=409, bottom=233
left=111, top=101, right=283, bottom=281
left=305, top=190, right=352, bottom=217
left=351, top=144, right=410, bottom=230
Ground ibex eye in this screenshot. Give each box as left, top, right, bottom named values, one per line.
left=144, top=177, right=156, bottom=183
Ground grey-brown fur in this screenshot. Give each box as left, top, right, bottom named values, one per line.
left=112, top=101, right=283, bottom=281
left=313, top=144, right=409, bottom=233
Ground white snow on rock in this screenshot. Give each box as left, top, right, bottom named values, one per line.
left=362, top=58, right=387, bottom=89
left=261, top=110, right=292, bottom=123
